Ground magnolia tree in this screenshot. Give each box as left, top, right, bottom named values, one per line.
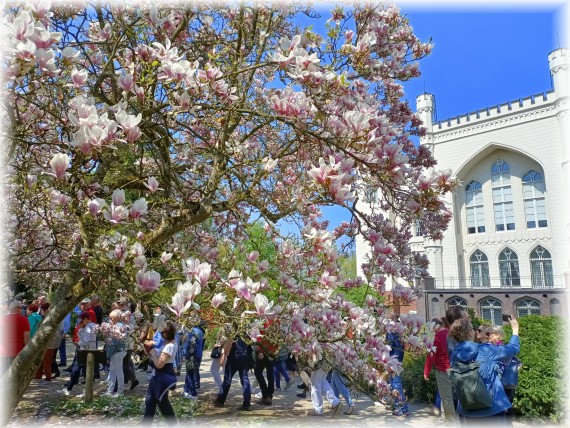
left=1, top=0, right=455, bottom=419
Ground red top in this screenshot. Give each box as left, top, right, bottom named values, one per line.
left=424, top=328, right=451, bottom=377
left=0, top=314, right=31, bottom=357
left=87, top=308, right=97, bottom=324
left=72, top=324, right=80, bottom=344
left=257, top=320, right=278, bottom=356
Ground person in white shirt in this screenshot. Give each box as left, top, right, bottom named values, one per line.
left=59, top=312, right=98, bottom=396
left=142, top=321, right=178, bottom=425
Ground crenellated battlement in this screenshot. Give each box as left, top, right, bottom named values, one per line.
left=432, top=90, right=557, bottom=132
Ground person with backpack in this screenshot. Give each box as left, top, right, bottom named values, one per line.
left=448, top=317, right=520, bottom=424
left=212, top=333, right=253, bottom=411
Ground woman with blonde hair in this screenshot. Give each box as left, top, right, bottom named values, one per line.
left=449, top=317, right=520, bottom=423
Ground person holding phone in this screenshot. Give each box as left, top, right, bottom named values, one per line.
left=449, top=316, right=520, bottom=423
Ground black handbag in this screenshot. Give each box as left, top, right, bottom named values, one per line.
left=210, top=346, right=222, bottom=359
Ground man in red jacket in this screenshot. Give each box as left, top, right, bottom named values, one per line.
left=424, top=317, right=457, bottom=422
left=0, top=300, right=30, bottom=369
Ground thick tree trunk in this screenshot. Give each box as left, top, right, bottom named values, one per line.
left=0, top=274, right=92, bottom=425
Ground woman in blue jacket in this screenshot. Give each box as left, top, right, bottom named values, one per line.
left=448, top=317, right=520, bottom=424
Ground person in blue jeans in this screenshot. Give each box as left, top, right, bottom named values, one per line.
left=183, top=322, right=204, bottom=399
left=330, top=370, right=355, bottom=415
left=213, top=335, right=252, bottom=411
left=386, top=314, right=410, bottom=417
left=273, top=347, right=294, bottom=390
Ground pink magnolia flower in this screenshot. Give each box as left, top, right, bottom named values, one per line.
left=88, top=198, right=106, bottom=216
left=247, top=251, right=259, bottom=262
left=130, top=198, right=148, bottom=219
left=181, top=258, right=199, bottom=279
left=115, top=110, right=142, bottom=142
left=248, top=327, right=263, bottom=341
left=160, top=251, right=173, bottom=264
left=227, top=269, right=242, bottom=288
left=136, top=231, right=145, bottom=240
left=103, top=204, right=128, bottom=223
left=112, top=189, right=126, bottom=206
left=71, top=68, right=88, bottom=88
left=253, top=294, right=274, bottom=316
left=257, top=260, right=270, bottom=272
left=177, top=280, right=201, bottom=302
left=235, top=280, right=252, bottom=302
left=136, top=269, right=161, bottom=292
left=196, top=262, right=211, bottom=286
left=49, top=153, right=69, bottom=179
left=211, top=293, right=226, bottom=308
left=168, top=292, right=193, bottom=318
left=144, top=176, right=160, bottom=192
left=118, top=73, right=134, bottom=92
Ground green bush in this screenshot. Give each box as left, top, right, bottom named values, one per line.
left=502, top=315, right=566, bottom=423
left=401, top=352, right=437, bottom=404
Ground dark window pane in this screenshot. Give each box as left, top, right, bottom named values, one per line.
left=507, top=223, right=515, bottom=231
left=468, top=227, right=476, bottom=234
left=538, top=220, right=547, bottom=227
left=527, top=221, right=536, bottom=228
left=478, top=226, right=486, bottom=233
left=496, top=224, right=505, bottom=231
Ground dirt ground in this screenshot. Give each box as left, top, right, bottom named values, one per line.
left=7, top=350, right=538, bottom=427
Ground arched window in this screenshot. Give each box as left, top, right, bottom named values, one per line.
left=414, top=220, right=424, bottom=237
left=530, top=246, right=554, bottom=288
left=447, top=297, right=468, bottom=308
left=364, top=186, right=378, bottom=204
left=499, top=248, right=521, bottom=287
left=480, top=297, right=502, bottom=324
left=431, top=297, right=440, bottom=317
left=550, top=298, right=561, bottom=316
left=516, top=299, right=541, bottom=317
left=492, top=161, right=515, bottom=231
left=466, top=181, right=485, bottom=234
left=470, top=250, right=490, bottom=288
left=523, top=170, right=547, bottom=229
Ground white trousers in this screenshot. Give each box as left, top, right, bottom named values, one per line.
left=310, top=368, right=340, bottom=414
left=210, top=358, right=224, bottom=388
left=107, top=351, right=127, bottom=394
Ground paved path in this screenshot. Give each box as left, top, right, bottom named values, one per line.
left=9, top=344, right=545, bottom=427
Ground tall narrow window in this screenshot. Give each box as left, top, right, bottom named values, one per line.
left=480, top=297, right=502, bottom=324
left=523, top=170, right=547, bottom=229
left=530, top=246, right=554, bottom=288
left=550, top=298, right=561, bottom=315
left=492, top=161, right=515, bottom=231
left=364, top=186, right=378, bottom=204
left=516, top=299, right=541, bottom=317
left=470, top=250, right=490, bottom=288
left=499, top=248, right=521, bottom=287
left=465, top=181, right=485, bottom=234
left=431, top=297, right=440, bottom=317
left=414, top=220, right=424, bottom=237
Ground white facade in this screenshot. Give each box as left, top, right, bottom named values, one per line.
left=356, top=49, right=570, bottom=320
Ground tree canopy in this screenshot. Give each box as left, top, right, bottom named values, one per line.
left=1, top=0, right=455, bottom=420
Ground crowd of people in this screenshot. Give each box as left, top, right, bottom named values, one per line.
left=1, top=296, right=523, bottom=425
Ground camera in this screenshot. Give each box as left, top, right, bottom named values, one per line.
left=502, top=314, right=511, bottom=322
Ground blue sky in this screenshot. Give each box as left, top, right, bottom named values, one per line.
left=311, top=1, right=568, bottom=244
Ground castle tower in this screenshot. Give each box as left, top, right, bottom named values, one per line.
left=549, top=48, right=569, bottom=97
left=416, top=93, right=435, bottom=132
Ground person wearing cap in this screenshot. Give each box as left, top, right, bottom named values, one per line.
left=0, top=300, right=30, bottom=370
left=79, top=298, right=97, bottom=324
left=60, top=312, right=98, bottom=396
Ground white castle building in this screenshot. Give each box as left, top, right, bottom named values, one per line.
left=356, top=48, right=570, bottom=323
